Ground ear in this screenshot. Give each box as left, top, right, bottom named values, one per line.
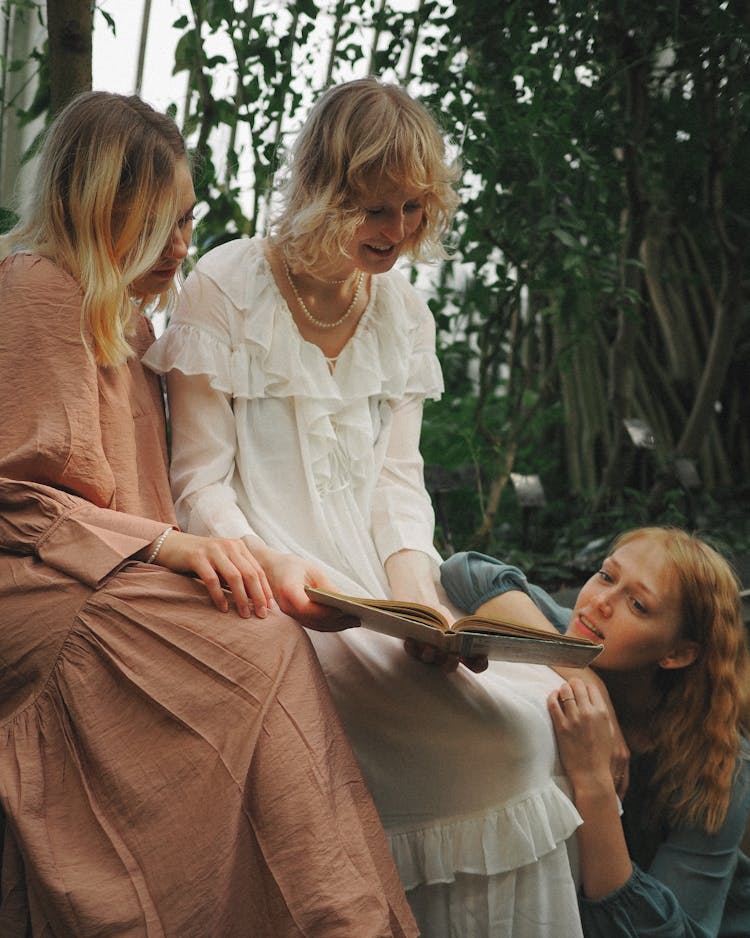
left=658, top=640, right=700, bottom=671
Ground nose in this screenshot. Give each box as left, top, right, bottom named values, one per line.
left=380, top=210, right=406, bottom=243
left=167, top=222, right=189, bottom=260
left=593, top=586, right=613, bottom=616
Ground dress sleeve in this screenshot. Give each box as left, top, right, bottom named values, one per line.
left=579, top=758, right=750, bottom=938
left=370, top=293, right=443, bottom=567
left=166, top=369, right=256, bottom=539
left=0, top=255, right=171, bottom=582
left=370, top=394, right=441, bottom=567
left=149, top=264, right=258, bottom=540
left=0, top=478, right=169, bottom=587
left=440, top=551, right=573, bottom=631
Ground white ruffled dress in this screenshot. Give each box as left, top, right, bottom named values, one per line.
left=144, top=238, right=583, bottom=938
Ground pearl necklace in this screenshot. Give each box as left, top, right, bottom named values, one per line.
left=314, top=274, right=348, bottom=285
left=284, top=260, right=363, bottom=330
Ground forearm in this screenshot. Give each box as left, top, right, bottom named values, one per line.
left=572, top=778, right=634, bottom=899
left=476, top=590, right=562, bottom=633
left=385, top=548, right=442, bottom=603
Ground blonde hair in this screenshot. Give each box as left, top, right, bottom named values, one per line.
left=609, top=527, right=750, bottom=833
left=271, top=77, right=460, bottom=270
left=0, top=91, right=188, bottom=366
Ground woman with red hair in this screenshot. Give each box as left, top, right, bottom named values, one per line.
left=441, top=526, right=750, bottom=936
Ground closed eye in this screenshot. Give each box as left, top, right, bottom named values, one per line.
left=630, top=596, right=648, bottom=614
left=177, top=211, right=196, bottom=229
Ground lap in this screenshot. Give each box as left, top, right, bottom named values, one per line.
left=0, top=559, right=409, bottom=938
left=0, top=554, right=312, bottom=725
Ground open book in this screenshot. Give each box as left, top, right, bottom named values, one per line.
left=306, top=587, right=602, bottom=668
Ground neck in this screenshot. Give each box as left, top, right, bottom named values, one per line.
left=294, top=266, right=358, bottom=290
left=598, top=667, right=662, bottom=749
left=282, top=258, right=365, bottom=331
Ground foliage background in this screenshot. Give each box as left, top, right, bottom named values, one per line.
left=2, top=0, right=748, bottom=585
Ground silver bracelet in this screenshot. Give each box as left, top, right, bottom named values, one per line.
left=147, top=528, right=172, bottom=564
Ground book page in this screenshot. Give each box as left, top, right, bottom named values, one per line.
left=307, top=588, right=450, bottom=631
left=454, top=614, right=599, bottom=647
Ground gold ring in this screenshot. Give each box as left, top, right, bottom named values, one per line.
left=560, top=696, right=575, bottom=703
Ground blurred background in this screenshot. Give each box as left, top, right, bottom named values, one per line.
left=2, top=0, right=748, bottom=598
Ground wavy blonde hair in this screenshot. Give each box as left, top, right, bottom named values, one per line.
left=0, top=91, right=187, bottom=366
left=609, top=527, right=750, bottom=833
left=271, top=77, right=460, bottom=270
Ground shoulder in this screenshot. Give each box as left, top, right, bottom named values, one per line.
left=344, top=266, right=442, bottom=401
left=1, top=252, right=81, bottom=299
left=378, top=266, right=432, bottom=315
left=1, top=253, right=83, bottom=347
left=175, top=236, right=272, bottom=325
left=145, top=238, right=280, bottom=385
left=372, top=267, right=436, bottom=344
left=168, top=238, right=263, bottom=325
left=191, top=236, right=265, bottom=291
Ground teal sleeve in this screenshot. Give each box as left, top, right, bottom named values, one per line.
left=439, top=551, right=572, bottom=633
left=580, top=756, right=750, bottom=937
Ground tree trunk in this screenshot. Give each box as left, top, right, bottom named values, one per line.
left=46, top=0, right=92, bottom=116
left=1, top=3, right=44, bottom=208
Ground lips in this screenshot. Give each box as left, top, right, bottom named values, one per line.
left=151, top=265, right=178, bottom=279
left=577, top=614, right=605, bottom=641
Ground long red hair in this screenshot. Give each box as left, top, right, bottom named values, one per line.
left=610, top=527, right=750, bottom=832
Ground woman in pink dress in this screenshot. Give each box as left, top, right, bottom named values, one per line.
left=0, top=89, right=417, bottom=938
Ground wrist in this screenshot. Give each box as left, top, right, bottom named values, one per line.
left=242, top=536, right=280, bottom=567
left=385, top=549, right=439, bottom=595
left=571, top=774, right=619, bottom=806
left=144, top=527, right=172, bottom=564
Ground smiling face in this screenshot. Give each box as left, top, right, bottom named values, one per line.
left=343, top=183, right=425, bottom=274
left=567, top=536, right=697, bottom=673
left=131, top=157, right=196, bottom=298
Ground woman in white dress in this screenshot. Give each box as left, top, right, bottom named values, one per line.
left=145, top=78, right=584, bottom=937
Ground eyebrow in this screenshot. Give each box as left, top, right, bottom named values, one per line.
left=604, top=556, right=661, bottom=602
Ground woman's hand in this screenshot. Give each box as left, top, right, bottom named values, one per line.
left=548, top=677, right=635, bottom=899
left=552, top=667, right=630, bottom=797
left=548, top=678, right=622, bottom=796
left=386, top=549, right=488, bottom=672
left=149, top=530, right=274, bottom=618
left=403, top=639, right=489, bottom=673
left=244, top=539, right=359, bottom=631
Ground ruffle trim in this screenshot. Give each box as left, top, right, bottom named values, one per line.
left=387, top=780, right=582, bottom=890
left=147, top=238, right=443, bottom=403
left=145, top=237, right=444, bottom=498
